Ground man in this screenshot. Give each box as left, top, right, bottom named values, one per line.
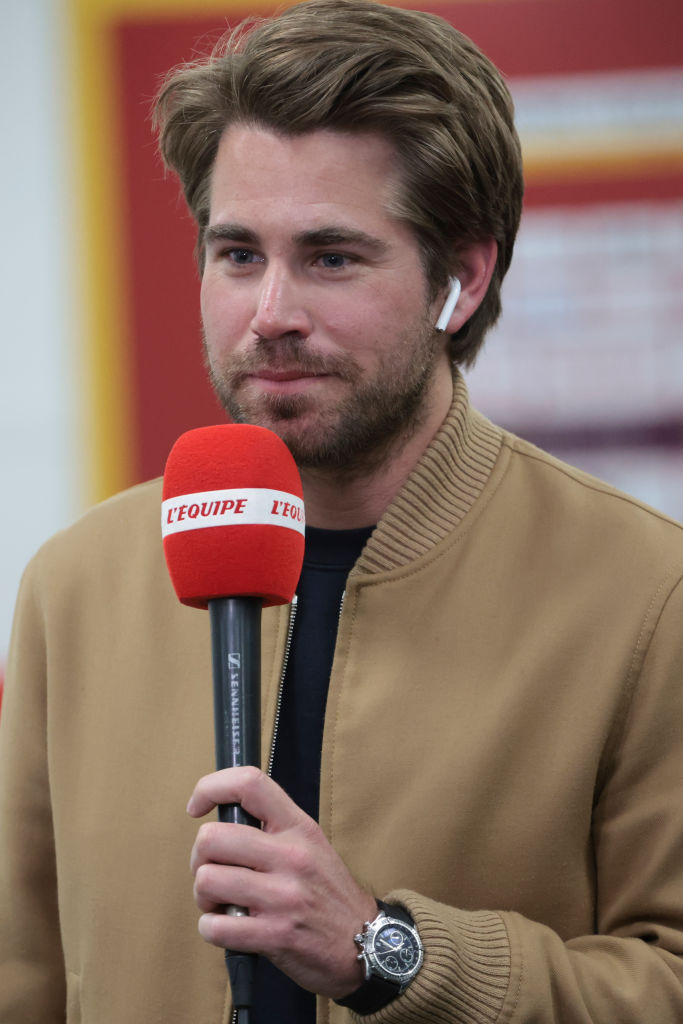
left=1, top=1, right=683, bottom=1022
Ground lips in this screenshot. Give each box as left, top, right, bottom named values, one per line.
left=254, top=369, right=324, bottom=382
left=242, top=367, right=334, bottom=396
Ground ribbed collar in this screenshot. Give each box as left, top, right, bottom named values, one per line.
left=353, top=371, right=502, bottom=575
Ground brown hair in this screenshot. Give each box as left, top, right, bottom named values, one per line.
left=154, top=0, right=523, bottom=366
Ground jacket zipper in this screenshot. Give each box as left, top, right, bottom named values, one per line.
left=267, top=594, right=298, bottom=778
left=268, top=587, right=346, bottom=779
left=337, top=589, right=346, bottom=631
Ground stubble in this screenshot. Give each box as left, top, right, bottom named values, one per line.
left=203, top=320, right=444, bottom=480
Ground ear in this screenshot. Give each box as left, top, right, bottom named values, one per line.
left=433, top=238, right=498, bottom=335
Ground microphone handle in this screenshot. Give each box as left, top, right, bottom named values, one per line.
left=209, top=595, right=262, bottom=1016
left=209, top=595, right=262, bottom=818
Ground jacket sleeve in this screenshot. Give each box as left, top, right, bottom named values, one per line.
left=0, top=551, right=67, bottom=1023
left=366, top=573, right=683, bottom=1024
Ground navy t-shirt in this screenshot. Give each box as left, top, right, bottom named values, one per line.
left=251, top=524, right=374, bottom=1024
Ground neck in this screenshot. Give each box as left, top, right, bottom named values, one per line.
left=301, top=363, right=454, bottom=529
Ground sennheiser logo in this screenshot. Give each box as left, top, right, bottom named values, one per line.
left=161, top=487, right=305, bottom=538
left=228, top=652, right=242, bottom=758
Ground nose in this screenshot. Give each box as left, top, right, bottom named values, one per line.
left=250, top=263, right=313, bottom=340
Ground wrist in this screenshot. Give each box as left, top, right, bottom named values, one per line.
left=328, top=893, right=381, bottom=1000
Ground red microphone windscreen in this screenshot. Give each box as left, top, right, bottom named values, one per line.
left=162, top=425, right=305, bottom=609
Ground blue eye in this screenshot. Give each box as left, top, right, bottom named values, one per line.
left=319, top=253, right=347, bottom=269
left=229, top=248, right=256, bottom=264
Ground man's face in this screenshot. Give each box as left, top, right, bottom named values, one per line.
left=201, top=124, right=451, bottom=472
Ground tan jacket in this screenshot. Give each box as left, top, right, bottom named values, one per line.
left=2, top=377, right=683, bottom=1023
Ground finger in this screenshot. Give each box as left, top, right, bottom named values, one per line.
left=190, top=820, right=277, bottom=876
left=193, top=862, right=279, bottom=914
left=196, top=904, right=313, bottom=958
left=187, top=766, right=305, bottom=832
left=197, top=910, right=270, bottom=953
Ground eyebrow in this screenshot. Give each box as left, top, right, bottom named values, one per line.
left=293, top=227, right=389, bottom=256
left=204, top=222, right=389, bottom=257
left=204, top=223, right=259, bottom=247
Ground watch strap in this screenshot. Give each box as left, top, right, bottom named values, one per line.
left=334, top=902, right=415, bottom=1016
left=335, top=971, right=401, bottom=1015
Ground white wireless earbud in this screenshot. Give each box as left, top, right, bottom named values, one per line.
left=435, top=276, right=461, bottom=332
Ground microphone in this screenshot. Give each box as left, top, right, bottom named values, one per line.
left=162, top=423, right=305, bottom=1022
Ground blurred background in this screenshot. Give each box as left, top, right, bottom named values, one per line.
left=1, top=0, right=682, bottom=678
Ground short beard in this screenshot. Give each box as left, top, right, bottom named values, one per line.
left=203, top=326, right=442, bottom=480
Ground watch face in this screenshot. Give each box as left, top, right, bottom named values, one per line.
left=371, top=921, right=422, bottom=981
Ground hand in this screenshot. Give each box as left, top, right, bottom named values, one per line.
left=187, top=766, right=378, bottom=998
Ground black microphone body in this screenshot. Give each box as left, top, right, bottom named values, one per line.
left=209, top=595, right=263, bottom=1018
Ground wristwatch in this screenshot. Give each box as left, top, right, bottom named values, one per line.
left=335, top=902, right=424, bottom=1015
